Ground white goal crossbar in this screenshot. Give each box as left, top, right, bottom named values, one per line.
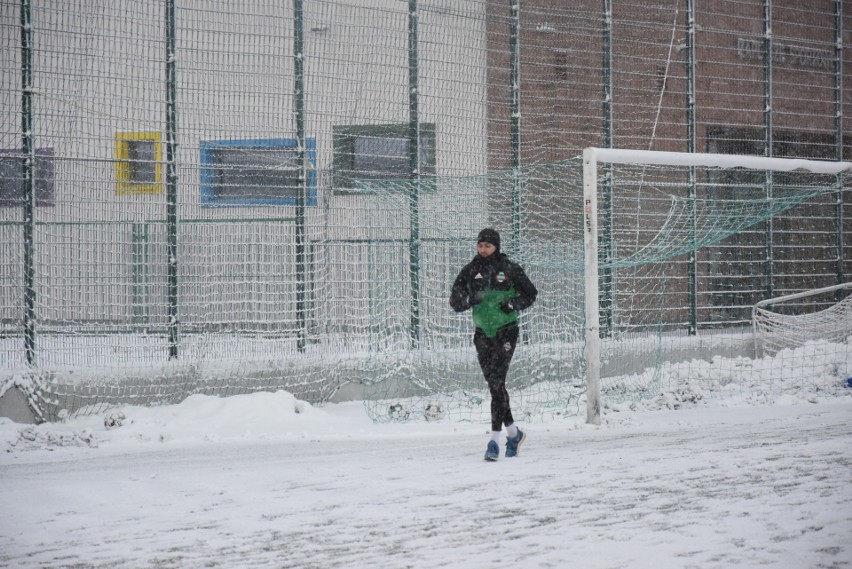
left=586, top=147, right=852, bottom=175
left=582, top=147, right=851, bottom=425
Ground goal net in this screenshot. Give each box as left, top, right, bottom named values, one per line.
left=354, top=148, right=850, bottom=425
left=354, top=163, right=587, bottom=424
left=582, top=148, right=851, bottom=424
left=753, top=282, right=852, bottom=357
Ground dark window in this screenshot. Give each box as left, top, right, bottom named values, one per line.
left=333, top=123, right=436, bottom=192
left=115, top=132, right=162, bottom=195
left=127, top=140, right=158, bottom=185
left=0, top=148, right=55, bottom=207
left=200, top=138, right=316, bottom=207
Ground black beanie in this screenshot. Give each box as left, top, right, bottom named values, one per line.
left=477, top=228, right=500, bottom=252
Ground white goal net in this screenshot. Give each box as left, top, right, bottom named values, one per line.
left=582, top=148, right=851, bottom=424
left=753, top=282, right=852, bottom=357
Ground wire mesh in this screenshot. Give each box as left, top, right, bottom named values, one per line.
left=0, top=0, right=849, bottom=422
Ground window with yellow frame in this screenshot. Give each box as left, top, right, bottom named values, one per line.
left=114, top=131, right=163, bottom=195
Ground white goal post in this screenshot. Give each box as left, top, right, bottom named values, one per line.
left=582, top=147, right=852, bottom=425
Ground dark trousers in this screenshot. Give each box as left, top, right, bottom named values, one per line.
left=474, top=323, right=519, bottom=432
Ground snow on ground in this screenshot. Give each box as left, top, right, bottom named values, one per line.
left=1, top=348, right=851, bottom=568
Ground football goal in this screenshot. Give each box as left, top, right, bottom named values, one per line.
left=353, top=148, right=850, bottom=425
left=582, top=148, right=851, bottom=424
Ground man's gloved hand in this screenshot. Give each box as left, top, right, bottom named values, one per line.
left=469, top=291, right=484, bottom=306
left=499, top=300, right=515, bottom=313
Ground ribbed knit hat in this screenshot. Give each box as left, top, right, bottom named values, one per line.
left=476, top=228, right=500, bottom=252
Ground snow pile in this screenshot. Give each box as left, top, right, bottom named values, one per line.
left=4, top=424, right=98, bottom=451
left=0, top=389, right=369, bottom=454
left=2, top=340, right=849, bottom=454
left=602, top=339, right=850, bottom=415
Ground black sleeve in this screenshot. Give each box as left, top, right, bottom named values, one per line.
left=449, top=265, right=472, bottom=313
left=509, top=262, right=537, bottom=311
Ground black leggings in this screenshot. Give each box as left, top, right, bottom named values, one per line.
left=474, top=324, right=519, bottom=432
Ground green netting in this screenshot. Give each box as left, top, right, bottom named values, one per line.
left=2, top=0, right=848, bottom=424
left=349, top=158, right=843, bottom=423
left=606, top=180, right=831, bottom=270
left=351, top=162, right=585, bottom=423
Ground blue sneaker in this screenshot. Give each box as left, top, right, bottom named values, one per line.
left=484, top=440, right=499, bottom=461
left=505, top=429, right=526, bottom=458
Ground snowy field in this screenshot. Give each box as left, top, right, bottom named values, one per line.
left=1, top=347, right=851, bottom=568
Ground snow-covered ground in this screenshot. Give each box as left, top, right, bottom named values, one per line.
left=1, top=347, right=851, bottom=568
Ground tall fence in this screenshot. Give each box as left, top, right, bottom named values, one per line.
left=0, top=0, right=849, bottom=421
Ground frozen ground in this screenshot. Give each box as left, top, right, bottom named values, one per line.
left=1, top=384, right=851, bottom=568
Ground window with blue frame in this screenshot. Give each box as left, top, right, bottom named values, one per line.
left=200, top=138, right=316, bottom=206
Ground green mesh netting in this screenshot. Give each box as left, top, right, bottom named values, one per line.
left=352, top=158, right=843, bottom=423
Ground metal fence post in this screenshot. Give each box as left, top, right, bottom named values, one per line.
left=294, top=0, right=308, bottom=352
left=763, top=0, right=774, bottom=299
left=686, top=0, right=698, bottom=335
left=600, top=0, right=614, bottom=338
left=509, top=0, right=521, bottom=253
left=834, top=0, right=845, bottom=291
left=408, top=0, right=421, bottom=349
left=21, top=0, right=36, bottom=366
left=165, top=0, right=179, bottom=359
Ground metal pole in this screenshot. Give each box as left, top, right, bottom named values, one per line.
left=509, top=0, right=521, bottom=253
left=600, top=0, right=613, bottom=338
left=165, top=0, right=179, bottom=359
left=754, top=281, right=852, bottom=309
left=763, top=0, right=774, bottom=299
left=834, top=0, right=844, bottom=291
left=408, top=0, right=421, bottom=349
left=686, top=0, right=697, bottom=335
left=602, top=0, right=613, bottom=150
left=21, top=0, right=36, bottom=366
left=294, top=0, right=307, bottom=352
